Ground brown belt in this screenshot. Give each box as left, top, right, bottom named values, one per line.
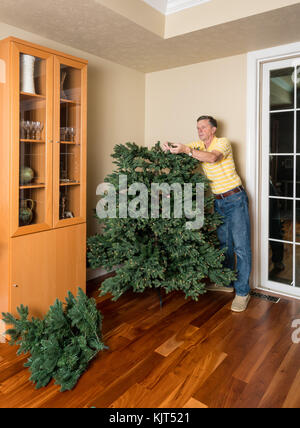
left=214, top=186, right=244, bottom=200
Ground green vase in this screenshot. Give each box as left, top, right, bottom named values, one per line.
left=19, top=199, right=34, bottom=226
left=20, top=167, right=34, bottom=185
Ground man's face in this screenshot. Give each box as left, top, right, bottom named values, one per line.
left=197, top=119, right=216, bottom=142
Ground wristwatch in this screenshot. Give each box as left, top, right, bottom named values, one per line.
left=188, top=147, right=193, bottom=157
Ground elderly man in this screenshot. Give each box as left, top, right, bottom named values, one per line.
left=162, top=115, right=251, bottom=312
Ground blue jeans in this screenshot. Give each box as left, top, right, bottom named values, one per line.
left=214, top=190, right=252, bottom=296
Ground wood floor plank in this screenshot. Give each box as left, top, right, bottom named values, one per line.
left=234, top=321, right=296, bottom=408
left=258, top=343, right=300, bottom=408
left=183, top=397, right=208, bottom=408
left=180, top=304, right=241, bottom=353
left=0, top=355, right=28, bottom=384
left=155, top=334, right=184, bottom=357
left=190, top=292, right=232, bottom=328
left=109, top=383, right=151, bottom=408
left=192, top=314, right=263, bottom=408
left=0, top=368, right=30, bottom=395
left=233, top=301, right=294, bottom=383
left=193, top=356, right=248, bottom=408
left=88, top=352, right=164, bottom=408
left=246, top=298, right=273, bottom=320
left=282, top=368, right=300, bottom=408
left=140, top=346, right=189, bottom=390
left=1, top=284, right=300, bottom=408
left=138, top=372, right=185, bottom=408
left=159, top=351, right=228, bottom=408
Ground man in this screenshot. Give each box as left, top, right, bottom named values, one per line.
left=162, top=115, right=251, bottom=312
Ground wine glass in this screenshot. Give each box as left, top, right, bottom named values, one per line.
left=60, top=127, right=65, bottom=142
left=20, top=119, right=26, bottom=139
left=24, top=121, right=31, bottom=140
left=69, top=127, right=76, bottom=142
left=31, top=121, right=37, bottom=140
left=36, top=122, right=44, bottom=140
left=28, top=121, right=35, bottom=140
left=62, top=127, right=67, bottom=141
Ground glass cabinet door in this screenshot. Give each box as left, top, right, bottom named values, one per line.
left=53, top=56, right=87, bottom=227
left=11, top=43, right=53, bottom=236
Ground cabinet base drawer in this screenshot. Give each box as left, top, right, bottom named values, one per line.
left=10, top=223, right=86, bottom=318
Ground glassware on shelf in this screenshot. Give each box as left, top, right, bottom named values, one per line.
left=60, top=127, right=66, bottom=141
left=65, top=127, right=70, bottom=142
left=20, top=121, right=44, bottom=140
left=20, top=119, right=26, bottom=139
left=35, top=121, right=44, bottom=140
left=59, top=127, right=77, bottom=142
left=23, top=121, right=31, bottom=139
left=31, top=121, right=37, bottom=140
left=69, top=127, right=76, bottom=142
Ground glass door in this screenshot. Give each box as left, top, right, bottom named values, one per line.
left=261, top=58, right=300, bottom=297
left=53, top=56, right=87, bottom=227
left=11, top=43, right=53, bottom=236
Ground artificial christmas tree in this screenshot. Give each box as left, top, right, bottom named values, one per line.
left=2, top=288, right=105, bottom=392
left=87, top=142, right=235, bottom=301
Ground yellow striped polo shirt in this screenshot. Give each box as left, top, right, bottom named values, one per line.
left=187, top=137, right=242, bottom=194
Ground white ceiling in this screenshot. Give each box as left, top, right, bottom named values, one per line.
left=142, top=0, right=211, bottom=15
left=1, top=0, right=300, bottom=73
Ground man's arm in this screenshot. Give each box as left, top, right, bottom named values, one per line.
left=188, top=148, right=223, bottom=163
left=168, top=143, right=223, bottom=163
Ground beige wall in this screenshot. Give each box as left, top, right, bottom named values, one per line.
left=0, top=23, right=145, bottom=237
left=145, top=54, right=247, bottom=185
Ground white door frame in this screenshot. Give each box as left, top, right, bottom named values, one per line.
left=247, top=41, right=300, bottom=299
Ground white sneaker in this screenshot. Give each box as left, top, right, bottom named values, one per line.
left=231, top=294, right=251, bottom=312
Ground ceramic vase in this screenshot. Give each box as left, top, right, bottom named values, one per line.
left=20, top=54, right=36, bottom=94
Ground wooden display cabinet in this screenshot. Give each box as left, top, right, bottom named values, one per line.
left=0, top=37, right=87, bottom=337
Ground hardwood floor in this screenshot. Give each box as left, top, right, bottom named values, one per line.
left=1, top=277, right=300, bottom=408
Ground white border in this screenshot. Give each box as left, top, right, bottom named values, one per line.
left=247, top=41, right=300, bottom=298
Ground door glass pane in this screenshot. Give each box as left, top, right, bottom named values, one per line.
left=269, top=198, right=293, bottom=242
left=297, top=112, right=300, bottom=153
left=297, top=201, right=300, bottom=243
left=270, top=112, right=294, bottom=153
left=19, top=54, right=46, bottom=227
left=297, top=156, right=300, bottom=198
left=297, top=66, right=300, bottom=109
left=270, top=156, right=294, bottom=198
left=269, top=242, right=293, bottom=285
left=59, top=64, right=81, bottom=220
left=296, top=245, right=300, bottom=287
left=270, top=67, right=294, bottom=110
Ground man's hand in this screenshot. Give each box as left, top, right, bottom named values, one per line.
left=169, top=143, right=189, bottom=155
left=161, top=142, right=171, bottom=152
